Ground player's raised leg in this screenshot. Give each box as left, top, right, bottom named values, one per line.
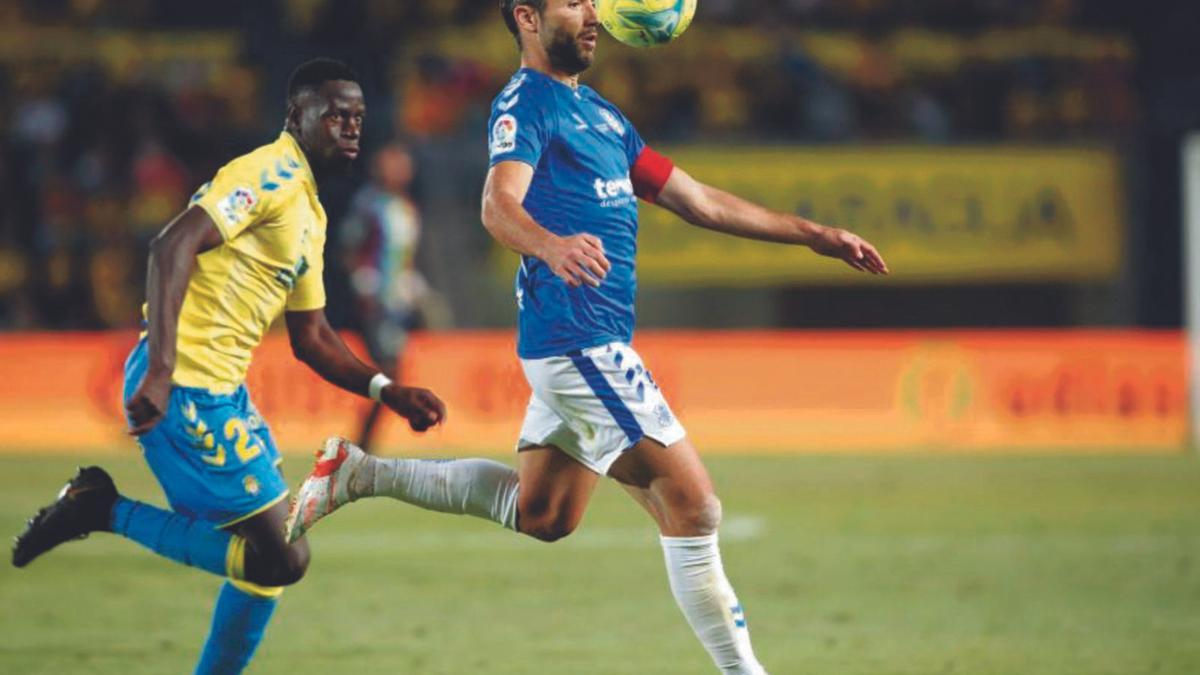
left=13, top=463, right=309, bottom=585
left=12, top=465, right=305, bottom=675
left=45, top=331, right=312, bottom=588
left=287, top=437, right=517, bottom=539
left=610, top=437, right=767, bottom=675
left=286, top=436, right=599, bottom=543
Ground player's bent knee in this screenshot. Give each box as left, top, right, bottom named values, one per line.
left=271, top=560, right=307, bottom=586
left=262, top=542, right=310, bottom=586
left=526, top=522, right=576, bottom=542
left=519, top=511, right=580, bottom=543
left=280, top=543, right=311, bottom=585
left=676, top=493, right=722, bottom=536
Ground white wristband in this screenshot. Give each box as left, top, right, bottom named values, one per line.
left=368, top=373, right=393, bottom=402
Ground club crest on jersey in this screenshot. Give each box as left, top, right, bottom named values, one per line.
left=217, top=186, right=257, bottom=226
left=491, top=114, right=518, bottom=155
left=243, top=475, right=260, bottom=496
left=597, top=108, right=625, bottom=136
left=653, top=402, right=674, bottom=429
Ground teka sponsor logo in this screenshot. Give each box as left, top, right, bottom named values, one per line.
left=593, top=175, right=634, bottom=203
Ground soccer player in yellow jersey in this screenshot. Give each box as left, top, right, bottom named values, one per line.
left=12, top=59, right=446, bottom=674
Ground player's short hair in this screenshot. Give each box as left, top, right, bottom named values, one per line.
left=287, top=58, right=360, bottom=101
left=499, top=0, right=547, bottom=48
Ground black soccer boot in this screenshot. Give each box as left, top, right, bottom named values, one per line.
left=12, top=466, right=118, bottom=568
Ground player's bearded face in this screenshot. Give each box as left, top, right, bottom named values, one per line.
left=543, top=6, right=598, bottom=74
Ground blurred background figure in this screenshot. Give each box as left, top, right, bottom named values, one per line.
left=340, top=142, right=429, bottom=453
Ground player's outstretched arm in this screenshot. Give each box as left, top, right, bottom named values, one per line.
left=126, top=206, right=225, bottom=435
left=654, top=166, right=890, bottom=275
left=284, top=309, right=446, bottom=432
left=482, top=160, right=612, bottom=288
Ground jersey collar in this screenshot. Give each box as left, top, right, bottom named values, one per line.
left=279, top=131, right=317, bottom=191
left=519, top=66, right=588, bottom=97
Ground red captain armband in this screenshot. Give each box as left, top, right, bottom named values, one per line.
left=631, top=146, right=675, bottom=203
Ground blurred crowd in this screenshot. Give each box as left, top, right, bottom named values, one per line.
left=0, top=0, right=1142, bottom=329
left=397, top=0, right=1138, bottom=143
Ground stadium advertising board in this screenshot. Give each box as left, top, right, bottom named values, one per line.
left=632, top=146, right=1124, bottom=285
left=0, top=330, right=1180, bottom=454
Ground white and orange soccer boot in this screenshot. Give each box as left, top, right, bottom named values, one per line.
left=284, top=437, right=369, bottom=543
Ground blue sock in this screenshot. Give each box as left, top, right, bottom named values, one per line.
left=110, top=496, right=233, bottom=577
left=194, top=581, right=279, bottom=675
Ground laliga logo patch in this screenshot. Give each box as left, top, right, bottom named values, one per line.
left=217, top=186, right=257, bottom=226
left=597, top=108, right=625, bottom=136
left=491, top=114, right=518, bottom=155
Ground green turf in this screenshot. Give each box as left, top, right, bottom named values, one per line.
left=1, top=453, right=1199, bottom=674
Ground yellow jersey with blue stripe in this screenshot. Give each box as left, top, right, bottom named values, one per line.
left=150, top=131, right=326, bottom=394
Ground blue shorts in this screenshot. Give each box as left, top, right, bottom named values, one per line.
left=123, top=338, right=288, bottom=528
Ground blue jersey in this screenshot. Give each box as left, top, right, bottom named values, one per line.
left=488, top=68, right=647, bottom=359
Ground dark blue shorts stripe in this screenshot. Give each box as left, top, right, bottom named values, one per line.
left=567, top=352, right=644, bottom=445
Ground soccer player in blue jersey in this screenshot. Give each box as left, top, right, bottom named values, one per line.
left=12, top=59, right=445, bottom=674
left=286, top=3, right=888, bottom=673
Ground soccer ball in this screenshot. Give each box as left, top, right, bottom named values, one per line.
left=597, top=0, right=697, bottom=48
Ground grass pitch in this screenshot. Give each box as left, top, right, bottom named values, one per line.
left=1, top=453, right=1199, bottom=674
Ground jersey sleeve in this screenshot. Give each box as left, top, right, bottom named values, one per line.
left=613, top=108, right=674, bottom=203
left=631, top=145, right=675, bottom=203
left=285, top=228, right=327, bottom=312
left=619, top=110, right=647, bottom=168
left=487, top=81, right=552, bottom=168
left=190, top=153, right=280, bottom=241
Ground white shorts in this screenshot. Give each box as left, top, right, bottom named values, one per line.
left=517, top=342, right=687, bottom=475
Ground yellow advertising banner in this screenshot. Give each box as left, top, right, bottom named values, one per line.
left=631, top=146, right=1125, bottom=285
left=0, top=330, right=1182, bottom=455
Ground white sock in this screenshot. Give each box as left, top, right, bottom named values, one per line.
left=661, top=534, right=766, bottom=675
left=352, top=458, right=520, bottom=531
